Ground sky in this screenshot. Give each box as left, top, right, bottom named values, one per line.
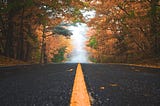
left=66, top=9, right=96, bottom=63
left=80, top=9, right=96, bottom=22
left=66, top=23, right=89, bottom=63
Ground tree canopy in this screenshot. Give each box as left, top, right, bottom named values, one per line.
left=0, top=0, right=85, bottom=63
left=53, top=24, right=72, bottom=37
left=85, top=0, right=160, bottom=63
left=0, top=0, right=160, bottom=64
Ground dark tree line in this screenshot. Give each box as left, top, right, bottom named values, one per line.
left=0, top=0, right=84, bottom=63
left=1, top=0, right=41, bottom=61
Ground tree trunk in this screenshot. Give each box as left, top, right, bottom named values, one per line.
left=0, top=15, right=6, bottom=54
left=150, top=0, right=160, bottom=56
left=5, top=9, right=14, bottom=58
left=25, top=42, right=30, bottom=61
left=18, top=7, right=25, bottom=60
left=40, top=25, right=47, bottom=64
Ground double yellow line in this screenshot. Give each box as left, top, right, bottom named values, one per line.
left=70, top=63, right=91, bottom=106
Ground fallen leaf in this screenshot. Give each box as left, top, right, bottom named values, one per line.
left=67, top=68, right=73, bottom=72
left=134, top=69, right=140, bottom=72
left=109, top=83, right=118, bottom=87
left=100, top=86, right=105, bottom=90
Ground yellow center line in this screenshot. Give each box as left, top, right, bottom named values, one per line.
left=70, top=63, right=91, bottom=106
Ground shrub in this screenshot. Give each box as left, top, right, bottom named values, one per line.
left=52, top=47, right=66, bottom=63
left=88, top=36, right=97, bottom=49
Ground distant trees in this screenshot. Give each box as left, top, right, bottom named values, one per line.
left=88, top=36, right=97, bottom=49
left=51, top=46, right=66, bottom=63
left=53, top=24, right=72, bottom=37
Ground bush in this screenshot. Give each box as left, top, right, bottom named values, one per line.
left=52, top=47, right=66, bottom=63
left=88, top=36, right=97, bottom=49
left=89, top=57, right=97, bottom=63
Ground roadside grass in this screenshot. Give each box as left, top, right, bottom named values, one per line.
left=90, top=55, right=160, bottom=68
left=1, top=54, right=159, bottom=68
left=127, top=58, right=160, bottom=68
left=0, top=55, right=28, bottom=66
left=108, top=63, right=160, bottom=69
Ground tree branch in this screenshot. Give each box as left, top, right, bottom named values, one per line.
left=117, top=5, right=130, bottom=16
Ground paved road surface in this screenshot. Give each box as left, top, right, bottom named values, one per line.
left=0, top=63, right=160, bottom=106
left=82, top=63, right=160, bottom=106
left=0, top=64, right=77, bottom=106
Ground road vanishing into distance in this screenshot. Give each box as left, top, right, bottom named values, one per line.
left=0, top=63, right=160, bottom=106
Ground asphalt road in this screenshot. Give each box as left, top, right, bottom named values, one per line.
left=0, top=64, right=77, bottom=106
left=82, top=63, right=160, bottom=106
left=0, top=63, right=160, bottom=106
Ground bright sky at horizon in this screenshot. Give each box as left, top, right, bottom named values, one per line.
left=66, top=23, right=90, bottom=63
left=80, top=9, right=96, bottom=22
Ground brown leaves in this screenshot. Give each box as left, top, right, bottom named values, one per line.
left=99, top=83, right=119, bottom=90
left=88, top=1, right=155, bottom=63
left=45, top=36, right=72, bottom=62
left=67, top=68, right=74, bottom=72
left=109, top=83, right=119, bottom=87
left=100, top=86, right=105, bottom=90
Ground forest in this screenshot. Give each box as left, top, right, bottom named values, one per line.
left=0, top=0, right=160, bottom=65
left=87, top=0, right=160, bottom=64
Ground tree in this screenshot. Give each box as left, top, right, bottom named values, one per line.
left=53, top=25, right=72, bottom=37
left=149, top=0, right=160, bottom=56
left=0, top=0, right=86, bottom=63
left=87, top=0, right=160, bottom=63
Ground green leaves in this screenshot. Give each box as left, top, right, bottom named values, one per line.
left=88, top=36, right=97, bottom=49
left=25, top=0, right=34, bottom=7
left=52, top=47, right=66, bottom=62
left=53, top=25, right=72, bottom=36
left=74, top=8, right=81, bottom=15
left=0, top=0, right=34, bottom=14
left=128, top=10, right=135, bottom=18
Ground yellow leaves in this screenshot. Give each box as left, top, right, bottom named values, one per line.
left=88, top=0, right=154, bottom=63
left=0, top=55, right=28, bottom=66
left=70, top=0, right=84, bottom=8
left=46, top=36, right=72, bottom=62
left=99, top=83, right=119, bottom=91
left=67, top=68, right=74, bottom=72
left=134, top=69, right=140, bottom=72
left=35, top=22, right=72, bottom=62
left=50, top=18, right=62, bottom=26
left=100, top=86, right=105, bottom=90
left=86, top=28, right=96, bottom=37
left=109, top=83, right=119, bottom=87
left=106, top=29, right=113, bottom=35
left=35, top=25, right=43, bottom=41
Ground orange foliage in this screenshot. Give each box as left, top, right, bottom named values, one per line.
left=46, top=36, right=72, bottom=62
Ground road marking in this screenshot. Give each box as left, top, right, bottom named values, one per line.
left=70, top=63, right=91, bottom=106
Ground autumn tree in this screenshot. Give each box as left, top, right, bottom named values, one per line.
left=87, top=0, right=160, bottom=63
left=0, top=0, right=86, bottom=63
